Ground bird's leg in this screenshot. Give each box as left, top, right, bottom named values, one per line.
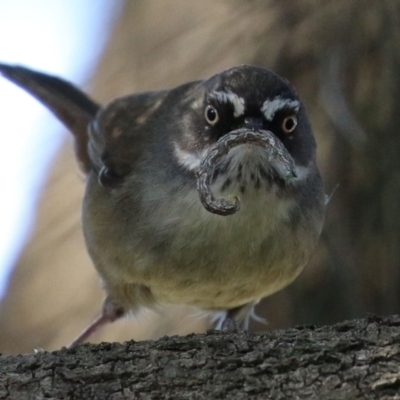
left=221, top=317, right=240, bottom=332
left=218, top=300, right=265, bottom=332
left=221, top=304, right=247, bottom=332
left=68, top=297, right=125, bottom=348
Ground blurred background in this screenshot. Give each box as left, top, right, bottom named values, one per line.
left=0, top=0, right=399, bottom=355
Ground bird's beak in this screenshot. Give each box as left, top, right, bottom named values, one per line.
left=242, top=117, right=263, bottom=131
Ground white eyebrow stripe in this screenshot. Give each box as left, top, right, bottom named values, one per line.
left=210, top=90, right=245, bottom=117
left=261, top=97, right=300, bottom=121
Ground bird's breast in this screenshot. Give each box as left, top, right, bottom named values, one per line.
left=83, top=161, right=323, bottom=310
left=141, top=182, right=308, bottom=308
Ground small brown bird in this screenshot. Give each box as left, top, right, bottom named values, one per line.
left=0, top=63, right=325, bottom=346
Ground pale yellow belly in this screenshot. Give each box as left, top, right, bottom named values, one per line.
left=95, top=199, right=314, bottom=311
left=87, top=181, right=322, bottom=312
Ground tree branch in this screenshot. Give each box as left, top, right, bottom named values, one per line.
left=1, top=315, right=400, bottom=399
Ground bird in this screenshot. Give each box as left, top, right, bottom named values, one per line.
left=0, top=63, right=326, bottom=346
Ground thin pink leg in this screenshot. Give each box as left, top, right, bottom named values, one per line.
left=68, top=298, right=124, bottom=348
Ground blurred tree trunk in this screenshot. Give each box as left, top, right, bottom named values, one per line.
left=0, top=0, right=400, bottom=354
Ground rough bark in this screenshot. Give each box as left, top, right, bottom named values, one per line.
left=1, top=315, right=400, bottom=400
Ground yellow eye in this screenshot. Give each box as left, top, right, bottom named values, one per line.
left=205, top=105, right=219, bottom=125
left=282, top=115, right=297, bottom=134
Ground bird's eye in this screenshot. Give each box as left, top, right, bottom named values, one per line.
left=282, top=115, right=297, bottom=134
left=205, top=105, right=219, bottom=125
left=98, top=166, right=123, bottom=188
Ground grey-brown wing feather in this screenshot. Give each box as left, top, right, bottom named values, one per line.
left=87, top=91, right=169, bottom=179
